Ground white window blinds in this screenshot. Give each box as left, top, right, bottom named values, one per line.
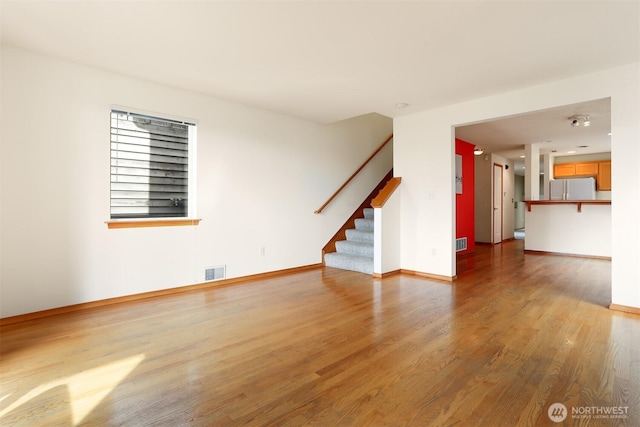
left=110, top=110, right=194, bottom=219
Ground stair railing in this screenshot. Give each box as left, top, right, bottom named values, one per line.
left=314, top=134, right=393, bottom=214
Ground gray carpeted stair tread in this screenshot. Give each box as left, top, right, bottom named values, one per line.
left=355, top=218, right=374, bottom=231
left=345, top=228, right=374, bottom=243
left=335, top=240, right=374, bottom=257
left=324, top=252, right=374, bottom=275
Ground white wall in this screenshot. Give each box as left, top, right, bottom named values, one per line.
left=394, top=116, right=455, bottom=277
left=394, top=62, right=640, bottom=309
left=373, top=188, right=401, bottom=275
left=0, top=46, right=392, bottom=318
left=554, top=152, right=611, bottom=164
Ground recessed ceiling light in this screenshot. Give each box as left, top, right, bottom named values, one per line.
left=567, top=150, right=576, bottom=154
left=608, top=132, right=612, bottom=136
left=519, top=155, right=525, bottom=158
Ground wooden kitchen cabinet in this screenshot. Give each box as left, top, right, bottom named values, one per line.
left=554, top=163, right=576, bottom=177
left=554, top=161, right=598, bottom=177
left=575, top=162, right=598, bottom=176
left=598, top=161, right=611, bottom=191
left=553, top=159, right=611, bottom=190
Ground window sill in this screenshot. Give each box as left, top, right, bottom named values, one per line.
left=106, top=218, right=201, bottom=229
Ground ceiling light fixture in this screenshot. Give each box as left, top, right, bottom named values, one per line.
left=569, top=115, right=591, bottom=127
left=474, top=147, right=484, bottom=155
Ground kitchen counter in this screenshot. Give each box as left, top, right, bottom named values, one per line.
left=524, top=200, right=611, bottom=258
left=525, top=200, right=611, bottom=213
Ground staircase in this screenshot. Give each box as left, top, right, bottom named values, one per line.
left=324, top=208, right=374, bottom=274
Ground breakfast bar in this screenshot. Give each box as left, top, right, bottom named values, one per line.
left=523, top=200, right=611, bottom=258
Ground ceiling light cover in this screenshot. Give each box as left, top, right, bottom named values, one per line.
left=569, top=115, right=590, bottom=127
left=474, top=147, right=484, bottom=155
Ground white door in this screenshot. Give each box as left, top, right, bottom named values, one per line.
left=493, top=163, right=503, bottom=244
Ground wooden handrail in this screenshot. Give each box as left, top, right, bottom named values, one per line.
left=371, top=177, right=402, bottom=208
left=314, top=134, right=393, bottom=214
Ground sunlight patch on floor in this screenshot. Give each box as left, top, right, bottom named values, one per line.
left=0, top=354, right=145, bottom=425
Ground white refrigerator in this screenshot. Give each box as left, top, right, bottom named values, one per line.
left=549, top=177, right=596, bottom=200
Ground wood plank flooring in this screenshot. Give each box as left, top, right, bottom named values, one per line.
left=1, top=240, right=639, bottom=426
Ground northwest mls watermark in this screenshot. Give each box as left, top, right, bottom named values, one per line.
left=548, top=402, right=629, bottom=423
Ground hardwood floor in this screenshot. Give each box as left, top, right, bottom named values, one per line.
left=1, top=240, right=639, bottom=426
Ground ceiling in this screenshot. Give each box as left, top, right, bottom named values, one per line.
left=1, top=1, right=638, bottom=151
left=456, top=97, right=612, bottom=169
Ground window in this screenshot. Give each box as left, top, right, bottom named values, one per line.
left=110, top=110, right=196, bottom=220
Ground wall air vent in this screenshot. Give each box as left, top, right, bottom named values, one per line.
left=205, top=266, right=226, bottom=281
left=456, top=237, right=468, bottom=252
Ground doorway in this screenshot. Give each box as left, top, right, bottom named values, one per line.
left=456, top=98, right=611, bottom=248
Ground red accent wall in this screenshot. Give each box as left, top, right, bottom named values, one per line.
left=456, top=138, right=475, bottom=254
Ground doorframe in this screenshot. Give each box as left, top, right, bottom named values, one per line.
left=493, top=163, right=503, bottom=244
